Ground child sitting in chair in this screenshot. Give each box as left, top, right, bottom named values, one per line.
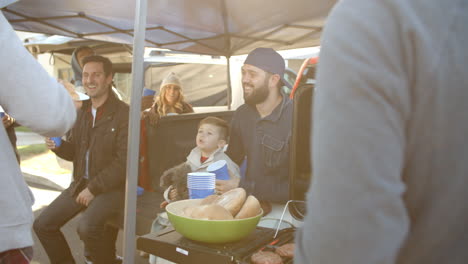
left=149, top=116, right=240, bottom=263
left=159, top=116, right=240, bottom=203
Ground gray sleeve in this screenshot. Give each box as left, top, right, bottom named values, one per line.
left=0, top=13, right=76, bottom=137
left=295, top=1, right=410, bottom=263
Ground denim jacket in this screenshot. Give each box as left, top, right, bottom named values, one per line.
left=226, top=95, right=293, bottom=203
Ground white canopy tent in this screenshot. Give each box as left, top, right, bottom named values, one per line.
left=4, top=0, right=334, bottom=56
left=2, top=0, right=336, bottom=262
left=23, top=34, right=134, bottom=55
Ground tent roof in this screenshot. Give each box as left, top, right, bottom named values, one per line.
left=23, top=34, right=133, bottom=55
left=3, top=0, right=336, bottom=56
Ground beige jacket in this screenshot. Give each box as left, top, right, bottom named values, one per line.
left=186, top=147, right=240, bottom=180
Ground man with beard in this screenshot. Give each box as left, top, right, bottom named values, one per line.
left=34, top=55, right=129, bottom=264
left=226, top=47, right=293, bottom=207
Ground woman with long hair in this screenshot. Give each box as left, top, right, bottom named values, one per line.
left=139, top=72, right=193, bottom=192
left=142, top=72, right=193, bottom=125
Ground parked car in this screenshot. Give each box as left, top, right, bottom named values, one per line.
left=282, top=67, right=298, bottom=97
left=290, top=56, right=318, bottom=99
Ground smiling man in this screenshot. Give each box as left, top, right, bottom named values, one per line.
left=34, top=56, right=129, bottom=264
left=226, top=47, right=293, bottom=206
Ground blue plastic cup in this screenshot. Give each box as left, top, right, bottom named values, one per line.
left=142, top=88, right=156, bottom=97
left=187, top=172, right=216, bottom=189
left=188, top=188, right=215, bottom=199
left=51, top=137, right=62, bottom=147
left=137, top=186, right=144, bottom=196
left=207, top=160, right=230, bottom=180
left=187, top=172, right=216, bottom=199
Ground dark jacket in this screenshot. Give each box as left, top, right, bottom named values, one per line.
left=55, top=92, right=129, bottom=197
left=6, top=122, right=19, bottom=163
left=151, top=101, right=194, bottom=116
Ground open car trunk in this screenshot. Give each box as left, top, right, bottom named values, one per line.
left=135, top=83, right=315, bottom=263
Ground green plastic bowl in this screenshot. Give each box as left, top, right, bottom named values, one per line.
left=166, top=199, right=262, bottom=244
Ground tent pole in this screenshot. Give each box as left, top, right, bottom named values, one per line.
left=226, top=56, right=232, bottom=110
left=220, top=0, right=232, bottom=109
left=123, top=0, right=147, bottom=263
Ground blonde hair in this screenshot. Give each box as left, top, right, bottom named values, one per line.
left=154, top=84, right=187, bottom=116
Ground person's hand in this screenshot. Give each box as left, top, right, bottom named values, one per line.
left=215, top=178, right=238, bottom=194
left=76, top=187, right=95, bottom=206
left=58, top=79, right=76, bottom=93
left=168, top=188, right=178, bottom=201
left=2, top=113, right=15, bottom=128
left=58, top=79, right=83, bottom=110
left=160, top=200, right=169, bottom=209
left=215, top=170, right=240, bottom=194
left=45, top=137, right=58, bottom=150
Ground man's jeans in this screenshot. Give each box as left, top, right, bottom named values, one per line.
left=33, top=187, right=124, bottom=264
left=149, top=212, right=171, bottom=264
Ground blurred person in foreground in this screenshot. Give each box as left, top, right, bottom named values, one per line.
left=1, top=109, right=20, bottom=163
left=34, top=55, right=129, bottom=264
left=295, top=0, right=468, bottom=263
left=0, top=3, right=76, bottom=263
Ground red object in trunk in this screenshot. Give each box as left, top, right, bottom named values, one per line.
left=290, top=56, right=319, bottom=99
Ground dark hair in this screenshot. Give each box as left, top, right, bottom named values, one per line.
left=265, top=71, right=283, bottom=91
left=198, top=116, right=230, bottom=141
left=75, top=46, right=94, bottom=56
left=82, top=55, right=113, bottom=78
